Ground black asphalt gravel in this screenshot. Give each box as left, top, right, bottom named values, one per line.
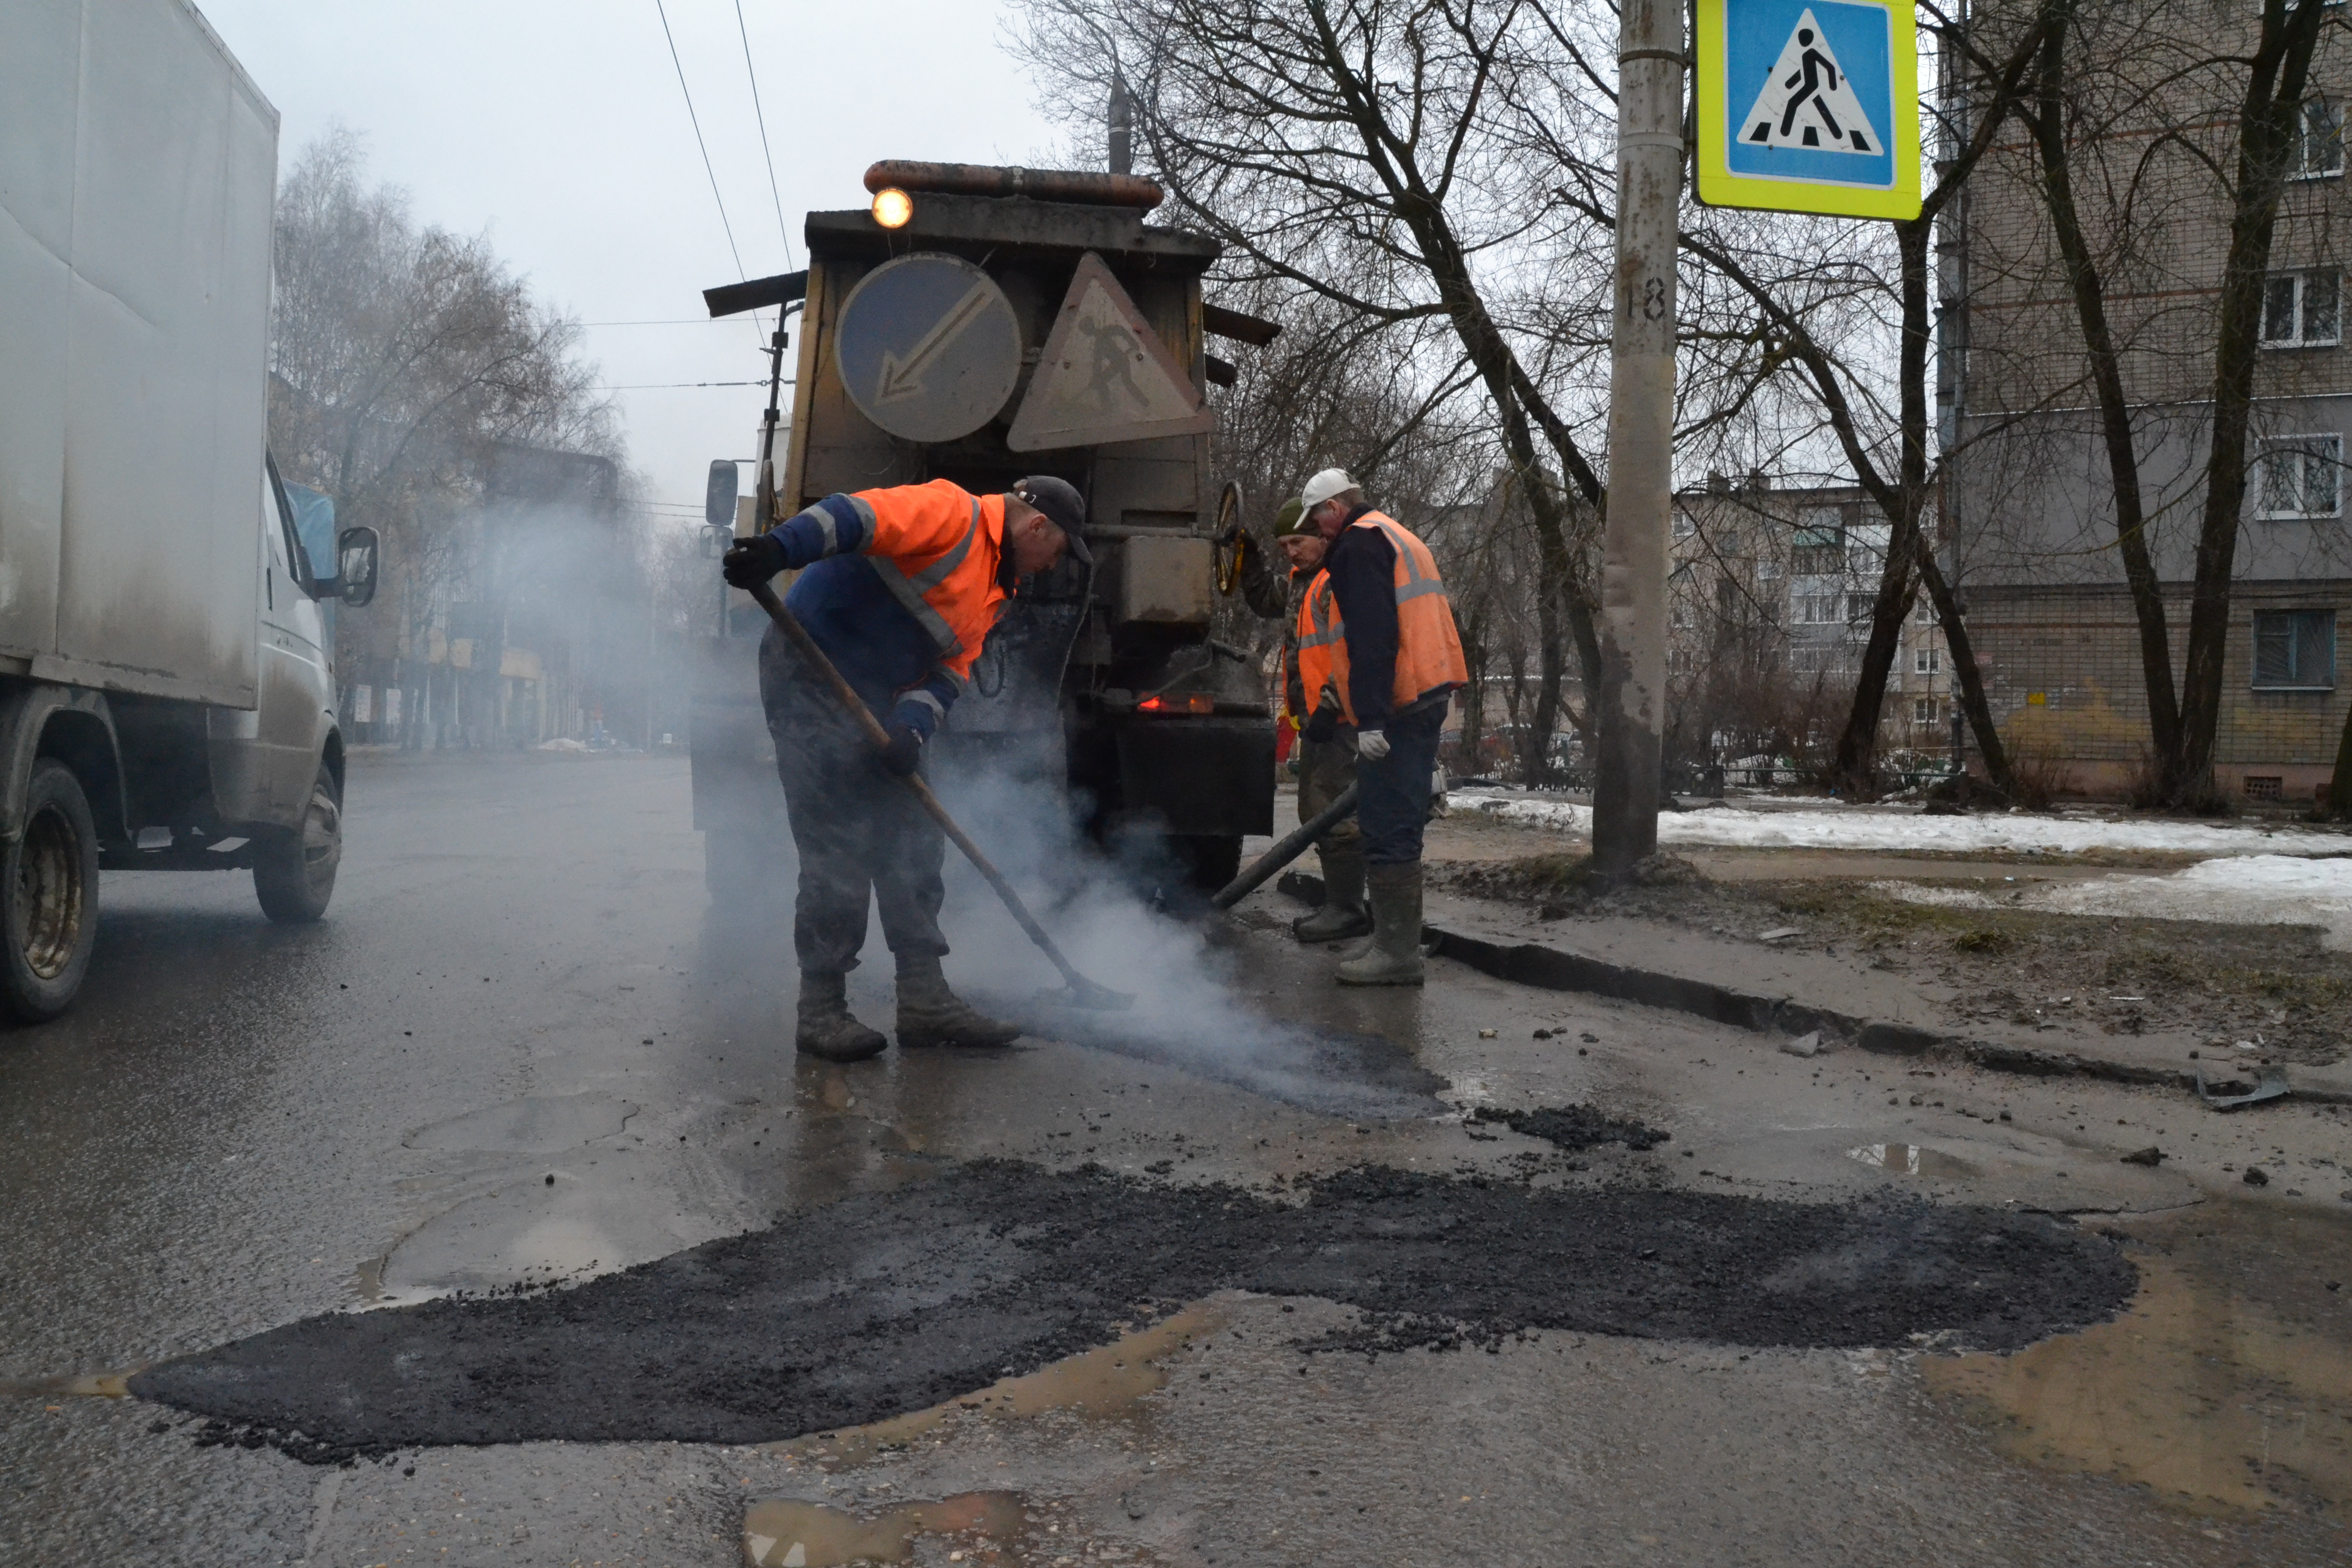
left=1471, top=1103, right=1672, bottom=1152
left=133, top=1160, right=2136, bottom=1463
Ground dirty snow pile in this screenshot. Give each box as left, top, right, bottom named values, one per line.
left=1875, top=854, right=2352, bottom=950
left=1449, top=790, right=2352, bottom=859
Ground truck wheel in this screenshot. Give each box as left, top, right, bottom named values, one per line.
left=1175, top=834, right=1243, bottom=892
left=254, top=763, right=342, bottom=923
left=1, top=760, right=100, bottom=1023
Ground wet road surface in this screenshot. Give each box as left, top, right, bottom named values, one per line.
left=2, top=752, right=2349, bottom=1565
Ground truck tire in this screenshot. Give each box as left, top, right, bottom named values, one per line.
left=1, top=760, right=100, bottom=1023
left=254, top=763, right=342, bottom=923
left=1174, top=834, right=1243, bottom=892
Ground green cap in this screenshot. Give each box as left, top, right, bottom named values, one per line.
left=1271, top=496, right=1307, bottom=537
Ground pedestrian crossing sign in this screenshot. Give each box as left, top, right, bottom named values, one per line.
left=1696, top=0, right=1920, bottom=220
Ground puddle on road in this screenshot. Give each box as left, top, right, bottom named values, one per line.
left=777, top=1299, right=1230, bottom=1469
left=1848, top=1142, right=1980, bottom=1179
left=744, top=1491, right=1027, bottom=1567
left=1925, top=1203, right=2352, bottom=1517
left=402, top=1094, right=638, bottom=1154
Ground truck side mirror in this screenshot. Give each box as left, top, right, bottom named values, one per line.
left=337, top=526, right=380, bottom=607
left=705, top=460, right=740, bottom=531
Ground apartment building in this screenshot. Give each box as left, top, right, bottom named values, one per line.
left=1947, top=2, right=2352, bottom=799
left=1669, top=478, right=1953, bottom=764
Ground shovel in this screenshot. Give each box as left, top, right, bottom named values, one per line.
left=745, top=581, right=1133, bottom=1011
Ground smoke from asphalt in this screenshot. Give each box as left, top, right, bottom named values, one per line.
left=906, top=742, right=1442, bottom=1118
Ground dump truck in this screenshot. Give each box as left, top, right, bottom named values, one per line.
left=0, top=0, right=379, bottom=1021
left=692, top=161, right=1275, bottom=903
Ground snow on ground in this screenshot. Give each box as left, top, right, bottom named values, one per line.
left=1451, top=790, right=2352, bottom=859
left=1873, top=855, right=2352, bottom=950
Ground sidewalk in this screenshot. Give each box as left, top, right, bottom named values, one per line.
left=1411, top=881, right=2352, bottom=1104
left=1242, top=786, right=2352, bottom=1104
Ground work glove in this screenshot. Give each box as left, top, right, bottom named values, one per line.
left=879, top=721, right=924, bottom=777
left=1304, top=705, right=1338, bottom=744
left=721, top=532, right=789, bottom=588
left=1356, top=727, right=1392, bottom=762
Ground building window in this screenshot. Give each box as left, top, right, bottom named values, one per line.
left=1791, top=645, right=1846, bottom=674
left=1914, top=645, right=1942, bottom=675
left=1791, top=508, right=1844, bottom=575
left=1796, top=593, right=1842, bottom=624
left=1672, top=509, right=1694, bottom=540
left=1914, top=594, right=1934, bottom=624
left=2256, top=434, right=2343, bottom=518
left=1913, top=698, right=1939, bottom=726
left=2293, top=95, right=2344, bottom=179
left=2261, top=271, right=2339, bottom=346
left=2252, top=608, right=2336, bottom=689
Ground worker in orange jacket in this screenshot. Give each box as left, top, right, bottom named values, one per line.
left=1239, top=496, right=1367, bottom=943
left=1293, top=468, right=1468, bottom=985
left=722, top=476, right=1085, bottom=1060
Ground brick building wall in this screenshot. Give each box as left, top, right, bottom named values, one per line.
left=1967, top=581, right=2350, bottom=797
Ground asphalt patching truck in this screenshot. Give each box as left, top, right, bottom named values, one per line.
left=0, top=0, right=380, bottom=1020
left=693, top=161, right=1275, bottom=903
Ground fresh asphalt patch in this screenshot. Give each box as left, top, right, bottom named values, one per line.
left=132, top=1161, right=2136, bottom=1464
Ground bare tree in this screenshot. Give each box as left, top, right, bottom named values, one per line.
left=2011, top=0, right=2334, bottom=804
left=268, top=132, right=626, bottom=746
left=1010, top=0, right=1621, bottom=787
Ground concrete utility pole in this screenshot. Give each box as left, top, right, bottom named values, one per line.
left=1592, top=0, right=1685, bottom=880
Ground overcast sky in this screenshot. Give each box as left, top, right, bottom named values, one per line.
left=197, top=0, right=1061, bottom=530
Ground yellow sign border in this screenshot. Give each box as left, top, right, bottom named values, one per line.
left=1694, top=0, right=1922, bottom=222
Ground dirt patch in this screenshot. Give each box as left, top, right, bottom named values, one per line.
left=1470, top=1104, right=1671, bottom=1152
left=1432, top=853, right=2352, bottom=1065
left=132, top=1161, right=2134, bottom=1464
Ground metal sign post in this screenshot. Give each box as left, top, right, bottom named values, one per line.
left=1695, top=0, right=1920, bottom=219
left=1593, top=0, right=1685, bottom=880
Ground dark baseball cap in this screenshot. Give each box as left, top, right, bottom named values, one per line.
left=1011, top=475, right=1092, bottom=567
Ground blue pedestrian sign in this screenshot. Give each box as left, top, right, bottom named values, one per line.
left=1696, top=0, right=1920, bottom=220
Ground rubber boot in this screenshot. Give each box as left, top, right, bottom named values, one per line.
left=795, top=972, right=888, bottom=1062
left=1336, top=861, right=1426, bottom=986
left=895, top=956, right=1022, bottom=1048
left=1291, top=847, right=1372, bottom=943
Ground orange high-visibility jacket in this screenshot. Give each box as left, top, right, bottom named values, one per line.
left=819, top=479, right=1011, bottom=693
left=1294, top=511, right=1469, bottom=728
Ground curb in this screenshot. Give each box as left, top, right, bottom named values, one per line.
left=1269, top=872, right=2352, bottom=1105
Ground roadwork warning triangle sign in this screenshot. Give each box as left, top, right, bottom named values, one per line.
left=1007, top=252, right=1211, bottom=452
left=1739, top=8, right=1879, bottom=153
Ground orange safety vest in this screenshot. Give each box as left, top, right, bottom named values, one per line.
left=1294, top=511, right=1469, bottom=727
left=831, top=479, right=1011, bottom=690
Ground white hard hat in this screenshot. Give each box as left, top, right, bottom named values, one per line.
left=1300, top=468, right=1359, bottom=511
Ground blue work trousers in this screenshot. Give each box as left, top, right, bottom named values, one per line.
left=1357, top=701, right=1444, bottom=867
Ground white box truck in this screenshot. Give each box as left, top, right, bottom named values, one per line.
left=0, top=0, right=377, bottom=1021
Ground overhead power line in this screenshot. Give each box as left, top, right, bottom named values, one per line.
left=733, top=0, right=796, bottom=269
left=596, top=379, right=792, bottom=390
left=653, top=0, right=745, bottom=280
